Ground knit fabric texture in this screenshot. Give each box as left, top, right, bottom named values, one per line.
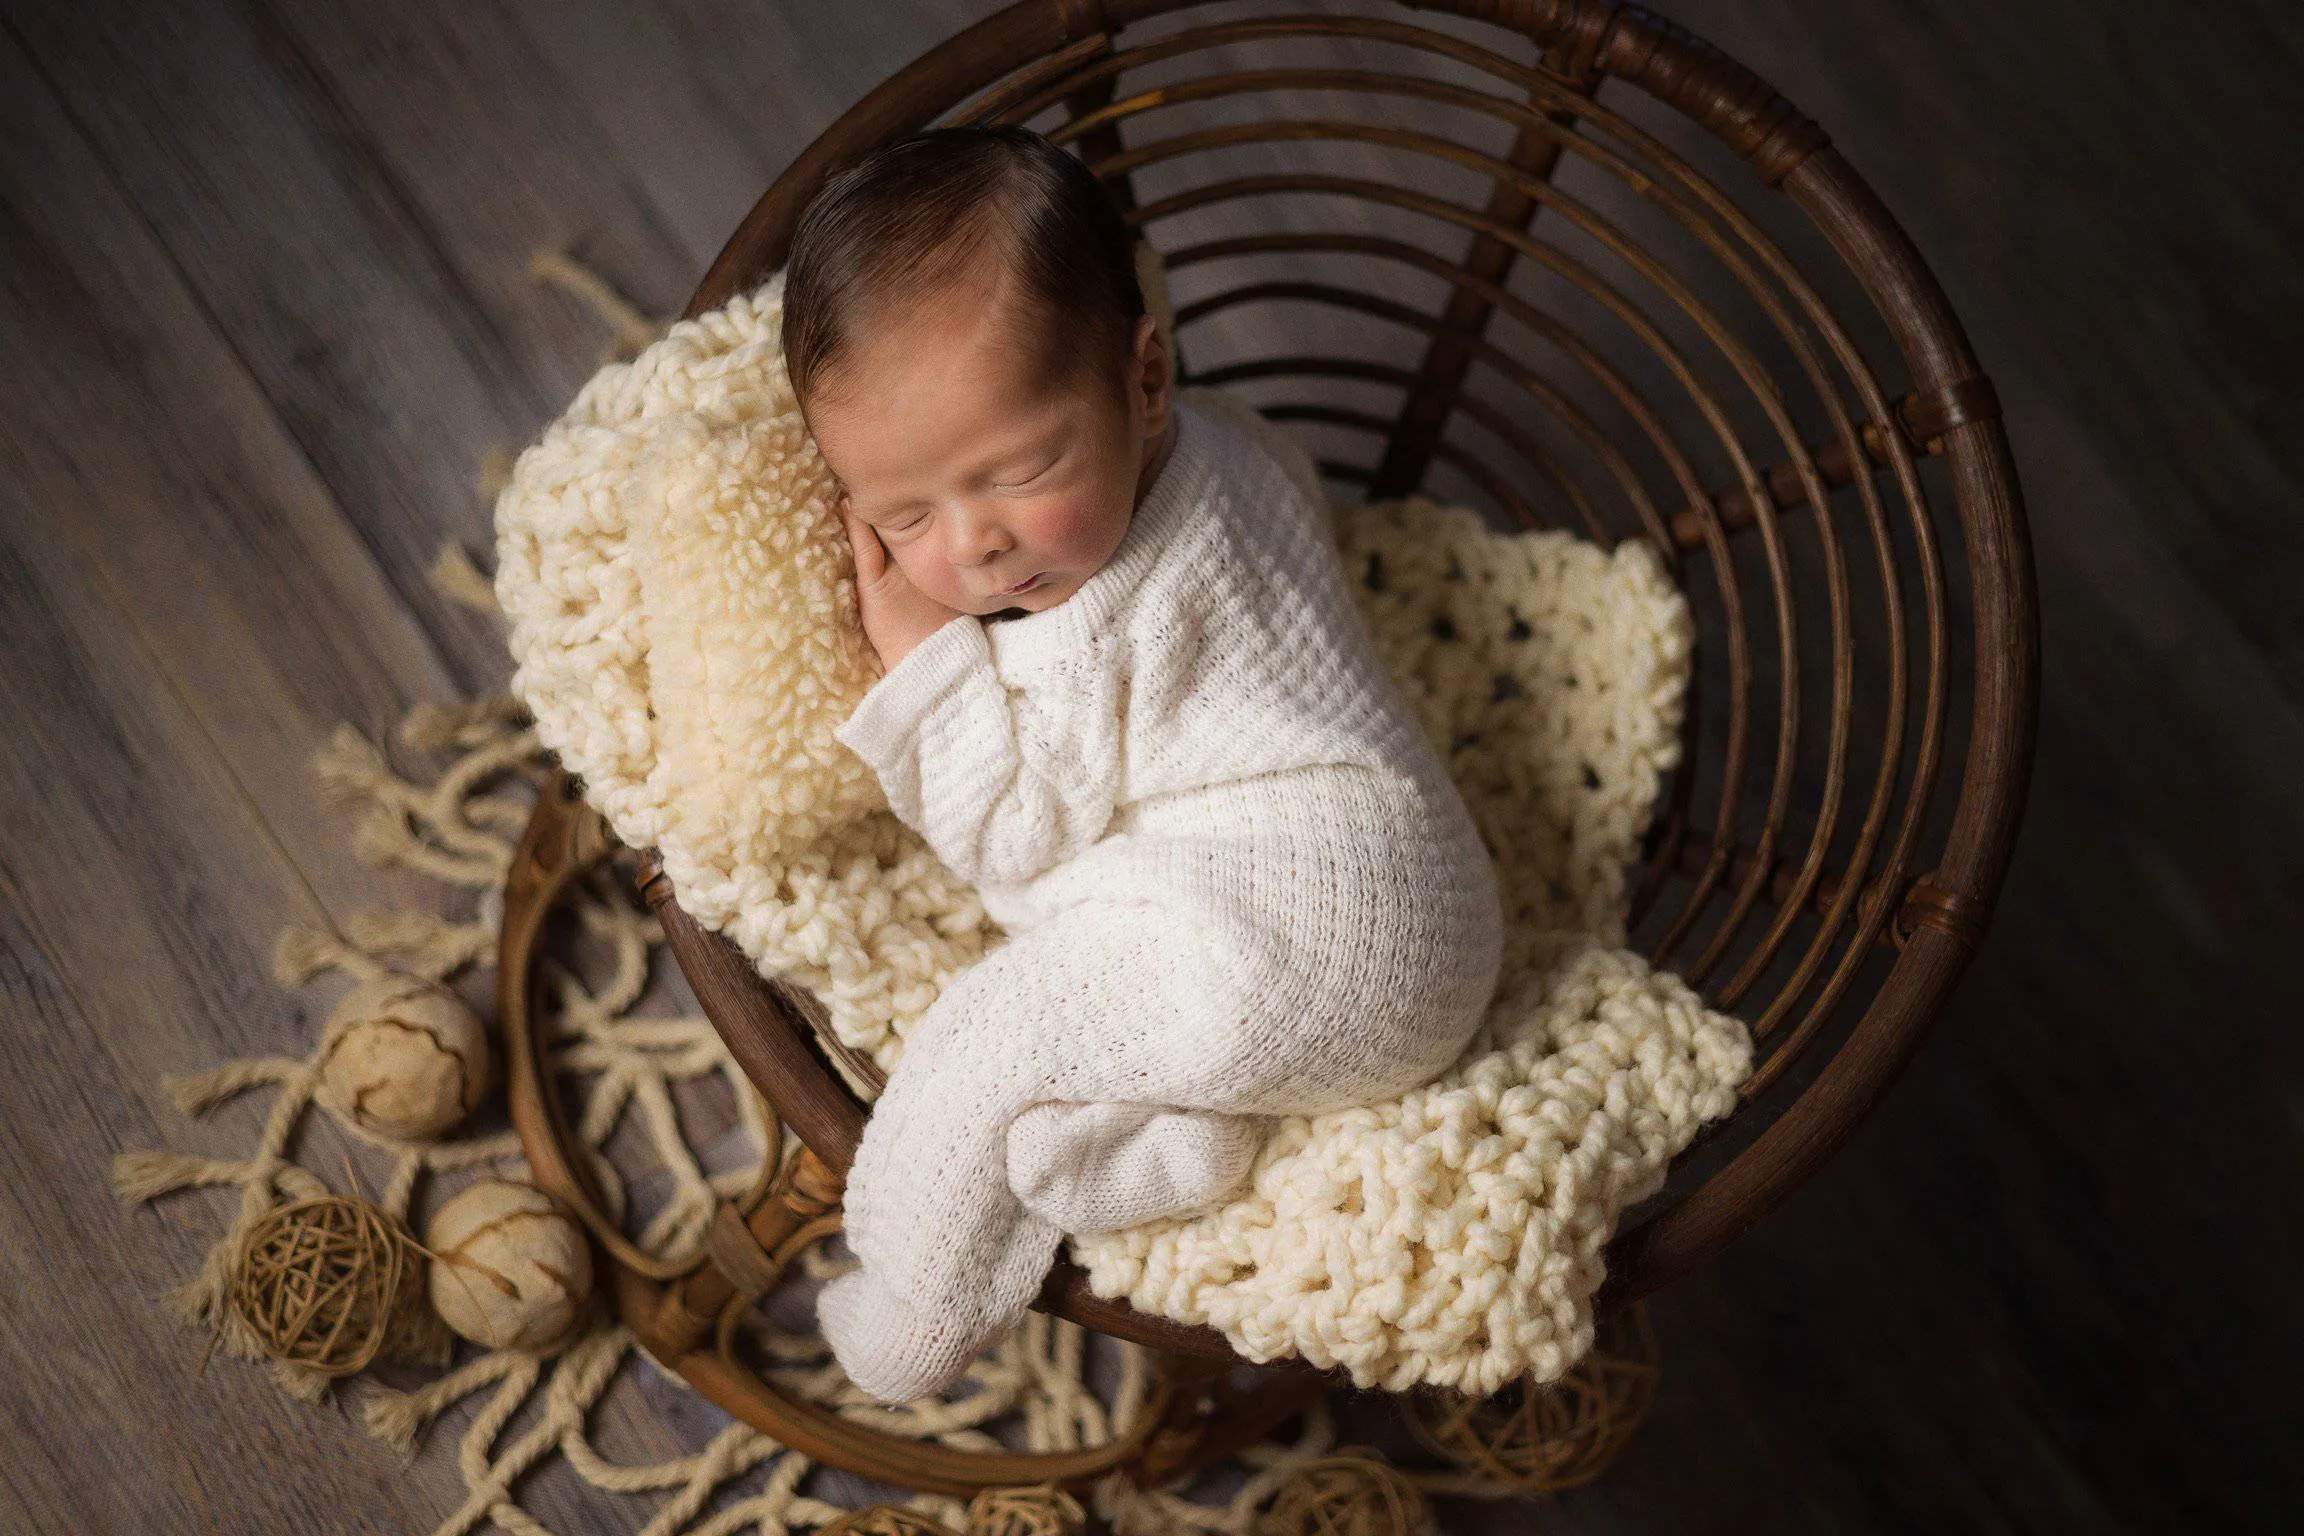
left=492, top=268, right=1753, bottom=1400
left=813, top=392, right=1508, bottom=1401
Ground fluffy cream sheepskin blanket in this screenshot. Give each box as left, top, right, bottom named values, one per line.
left=492, top=265, right=1752, bottom=1396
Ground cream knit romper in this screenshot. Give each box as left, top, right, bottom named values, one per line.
left=814, top=390, right=1504, bottom=1403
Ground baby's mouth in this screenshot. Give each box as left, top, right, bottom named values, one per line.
left=996, top=572, right=1044, bottom=597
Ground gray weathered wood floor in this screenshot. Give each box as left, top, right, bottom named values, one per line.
left=2, top=1, right=2297, bottom=1531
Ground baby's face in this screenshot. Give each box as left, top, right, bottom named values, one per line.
left=803, top=258, right=1170, bottom=619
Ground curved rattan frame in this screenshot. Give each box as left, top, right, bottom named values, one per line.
left=502, top=0, right=2036, bottom=1496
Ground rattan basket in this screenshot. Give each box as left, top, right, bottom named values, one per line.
left=500, top=0, right=2036, bottom=1498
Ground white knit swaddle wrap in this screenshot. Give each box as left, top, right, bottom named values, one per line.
left=493, top=270, right=1752, bottom=1395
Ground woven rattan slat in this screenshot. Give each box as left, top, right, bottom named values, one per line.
left=504, top=0, right=2036, bottom=1492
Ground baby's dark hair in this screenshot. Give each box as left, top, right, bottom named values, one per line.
left=782, top=125, right=1147, bottom=418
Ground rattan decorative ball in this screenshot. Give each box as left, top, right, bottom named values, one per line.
left=1402, top=1302, right=1661, bottom=1495
left=314, top=972, right=492, bottom=1142
left=817, top=1504, right=955, bottom=1536
left=228, top=1192, right=425, bottom=1377
left=424, top=1179, right=593, bottom=1351
left=1254, top=1448, right=1435, bottom=1536
left=964, top=1482, right=1085, bottom=1536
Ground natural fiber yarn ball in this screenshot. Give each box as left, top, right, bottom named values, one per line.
left=315, top=973, right=491, bottom=1142
left=424, top=1180, right=593, bottom=1351
left=964, top=1482, right=1085, bottom=1536
left=229, top=1193, right=425, bottom=1378
left=1402, top=1301, right=1660, bottom=1494
left=818, top=1505, right=954, bottom=1536
left=1254, top=1449, right=1435, bottom=1536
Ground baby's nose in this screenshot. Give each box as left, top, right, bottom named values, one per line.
left=950, top=506, right=1015, bottom=565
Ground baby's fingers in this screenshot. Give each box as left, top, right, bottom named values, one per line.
left=839, top=501, right=886, bottom=585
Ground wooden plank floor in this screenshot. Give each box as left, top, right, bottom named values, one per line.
left=2, top=0, right=2297, bottom=1530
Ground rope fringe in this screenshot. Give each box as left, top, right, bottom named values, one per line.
left=111, top=250, right=1707, bottom=1533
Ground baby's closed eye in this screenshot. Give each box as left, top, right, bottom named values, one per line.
left=995, top=453, right=1062, bottom=492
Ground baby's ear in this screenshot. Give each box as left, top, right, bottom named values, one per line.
left=1137, top=311, right=1167, bottom=368
left=1136, top=313, right=1174, bottom=404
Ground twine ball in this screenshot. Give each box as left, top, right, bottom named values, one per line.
left=315, top=973, right=492, bottom=1142
left=1402, top=1302, right=1660, bottom=1495
left=1255, top=1448, right=1435, bottom=1536
left=424, top=1180, right=593, bottom=1351
left=817, top=1505, right=954, bottom=1536
left=228, top=1192, right=425, bottom=1377
left=964, top=1482, right=1085, bottom=1536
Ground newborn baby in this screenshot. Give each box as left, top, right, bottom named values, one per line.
left=785, top=125, right=1503, bottom=1404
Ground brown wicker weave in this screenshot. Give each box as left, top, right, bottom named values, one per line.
left=500, top=0, right=2036, bottom=1497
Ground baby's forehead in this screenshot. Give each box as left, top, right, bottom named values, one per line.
left=887, top=243, right=1086, bottom=367
left=835, top=294, right=1119, bottom=428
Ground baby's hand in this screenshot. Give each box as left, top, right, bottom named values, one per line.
left=838, top=498, right=965, bottom=675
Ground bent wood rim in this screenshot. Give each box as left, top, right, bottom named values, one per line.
left=487, top=0, right=2045, bottom=1487
left=673, top=0, right=2036, bottom=1309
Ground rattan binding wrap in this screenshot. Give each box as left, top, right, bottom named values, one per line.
left=501, top=0, right=2036, bottom=1497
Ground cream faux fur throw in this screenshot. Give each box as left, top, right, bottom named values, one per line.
left=493, top=266, right=1752, bottom=1396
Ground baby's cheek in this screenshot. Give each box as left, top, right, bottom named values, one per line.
left=1034, top=493, right=1118, bottom=563
left=895, top=547, right=964, bottom=607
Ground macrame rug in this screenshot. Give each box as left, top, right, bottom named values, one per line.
left=110, top=253, right=1752, bottom=1535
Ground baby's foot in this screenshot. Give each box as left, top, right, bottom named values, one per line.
left=1006, top=1101, right=1267, bottom=1234
left=815, top=1263, right=984, bottom=1405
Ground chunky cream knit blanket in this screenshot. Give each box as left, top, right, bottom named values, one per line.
left=493, top=268, right=1752, bottom=1397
